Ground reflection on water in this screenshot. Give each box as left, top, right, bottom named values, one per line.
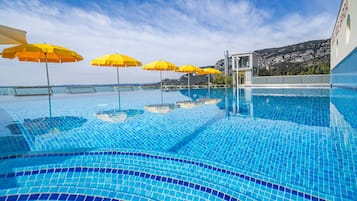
left=3, top=116, right=87, bottom=152
left=197, top=98, right=221, bottom=105
left=144, top=104, right=177, bottom=114
left=175, top=100, right=202, bottom=109
left=0, top=94, right=88, bottom=152
left=1, top=87, right=355, bottom=148
left=201, top=87, right=354, bottom=129
left=330, top=88, right=357, bottom=129
left=179, top=88, right=225, bottom=101
left=7, top=116, right=88, bottom=136
left=0, top=87, right=356, bottom=201
left=208, top=88, right=331, bottom=127
left=176, top=88, right=223, bottom=109
left=96, top=109, right=144, bottom=123
left=251, top=95, right=330, bottom=127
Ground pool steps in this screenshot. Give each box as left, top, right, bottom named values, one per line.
left=0, top=150, right=331, bottom=201
left=0, top=186, right=153, bottom=201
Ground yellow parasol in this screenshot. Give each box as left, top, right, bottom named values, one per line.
left=91, top=53, right=142, bottom=109
left=142, top=60, right=177, bottom=90
left=1, top=43, right=83, bottom=94
left=197, top=68, right=222, bottom=98
left=200, top=68, right=222, bottom=75
left=0, top=24, right=27, bottom=44
left=91, top=53, right=142, bottom=85
left=142, top=60, right=177, bottom=104
left=91, top=53, right=142, bottom=67
left=175, top=65, right=202, bottom=90
left=198, top=68, right=222, bottom=87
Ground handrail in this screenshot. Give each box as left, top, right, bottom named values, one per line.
left=162, top=85, right=225, bottom=90
left=113, top=86, right=139, bottom=91
left=66, top=86, right=96, bottom=94
left=13, top=86, right=53, bottom=96
left=0, top=84, right=228, bottom=96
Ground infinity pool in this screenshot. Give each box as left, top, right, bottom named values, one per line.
left=0, top=88, right=356, bottom=201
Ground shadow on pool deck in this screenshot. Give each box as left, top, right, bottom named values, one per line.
left=167, top=111, right=226, bottom=153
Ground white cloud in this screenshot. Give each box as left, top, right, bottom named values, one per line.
left=0, top=0, right=337, bottom=86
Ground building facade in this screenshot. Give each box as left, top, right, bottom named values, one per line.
left=231, top=52, right=260, bottom=86
left=331, top=0, right=357, bottom=88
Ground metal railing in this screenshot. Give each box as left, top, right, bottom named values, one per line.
left=0, top=84, right=229, bottom=96
left=0, top=85, right=125, bottom=96
left=13, top=86, right=53, bottom=96
left=66, top=86, right=97, bottom=94
left=252, top=74, right=330, bottom=85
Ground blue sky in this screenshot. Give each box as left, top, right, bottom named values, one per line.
left=0, top=0, right=340, bottom=86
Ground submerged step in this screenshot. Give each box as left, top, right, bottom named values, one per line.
left=0, top=150, right=330, bottom=201
left=0, top=186, right=154, bottom=201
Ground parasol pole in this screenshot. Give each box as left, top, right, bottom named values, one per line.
left=188, top=73, right=190, bottom=98
left=208, top=74, right=210, bottom=97
left=116, top=66, right=121, bottom=109
left=44, top=52, right=52, bottom=118
left=160, top=71, right=162, bottom=90
left=160, top=71, right=163, bottom=104
left=44, top=52, right=51, bottom=95
left=48, top=94, right=52, bottom=118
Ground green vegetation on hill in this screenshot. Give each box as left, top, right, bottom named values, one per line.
left=256, top=62, right=330, bottom=76
left=211, top=75, right=232, bottom=86
left=215, top=39, right=330, bottom=76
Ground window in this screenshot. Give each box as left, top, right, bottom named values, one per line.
left=346, top=14, right=351, bottom=44
left=240, top=56, right=249, bottom=68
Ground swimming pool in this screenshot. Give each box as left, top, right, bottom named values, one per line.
left=0, top=87, right=356, bottom=201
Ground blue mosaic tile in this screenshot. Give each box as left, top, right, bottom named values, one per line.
left=0, top=88, right=355, bottom=201
left=0, top=151, right=328, bottom=201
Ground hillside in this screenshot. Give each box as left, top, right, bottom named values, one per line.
left=255, top=39, right=330, bottom=75
left=164, top=39, right=331, bottom=85
left=215, top=39, right=330, bottom=76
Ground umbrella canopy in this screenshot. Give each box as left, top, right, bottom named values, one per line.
left=2, top=43, right=83, bottom=62
left=0, top=24, right=27, bottom=44
left=175, top=65, right=202, bottom=74
left=199, top=68, right=222, bottom=75
left=142, top=60, right=177, bottom=103
left=142, top=60, right=177, bottom=71
left=1, top=43, right=83, bottom=94
left=91, top=53, right=142, bottom=67
left=197, top=68, right=222, bottom=88
left=175, top=65, right=202, bottom=92
left=91, top=53, right=142, bottom=109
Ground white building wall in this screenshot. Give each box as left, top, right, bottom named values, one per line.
left=331, top=0, right=357, bottom=69
left=245, top=71, right=252, bottom=85
left=231, top=52, right=261, bottom=85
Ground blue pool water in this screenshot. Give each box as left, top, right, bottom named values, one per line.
left=0, top=87, right=356, bottom=201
